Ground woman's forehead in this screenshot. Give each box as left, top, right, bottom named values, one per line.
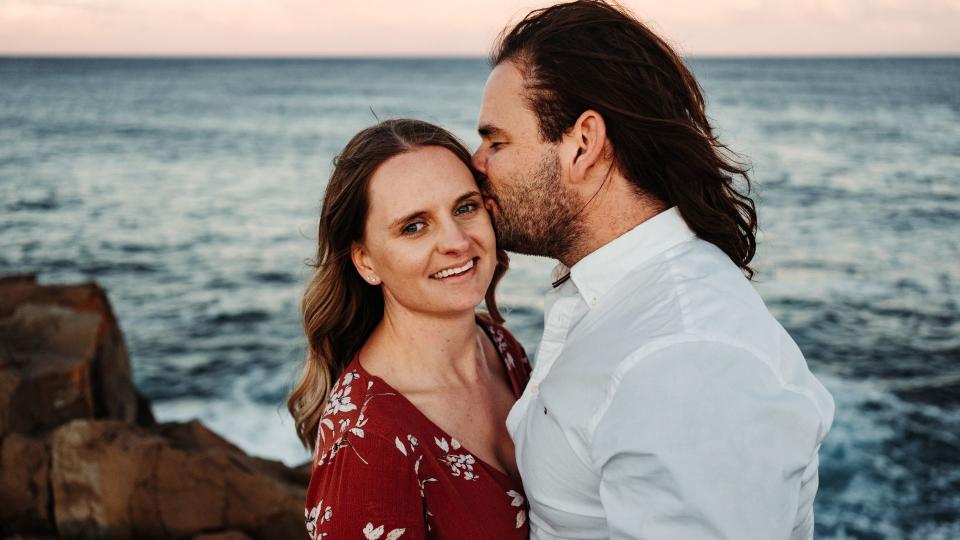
left=366, top=146, right=477, bottom=221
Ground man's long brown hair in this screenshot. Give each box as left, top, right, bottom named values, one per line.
left=493, top=0, right=758, bottom=277
left=288, top=119, right=509, bottom=451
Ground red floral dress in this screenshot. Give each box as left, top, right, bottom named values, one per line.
left=304, top=317, right=532, bottom=539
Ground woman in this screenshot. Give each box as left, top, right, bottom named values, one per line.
left=288, top=119, right=532, bottom=539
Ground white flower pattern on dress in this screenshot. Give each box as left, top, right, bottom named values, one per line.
left=435, top=436, right=479, bottom=480
left=488, top=326, right=512, bottom=359
left=305, top=499, right=332, bottom=539
left=415, top=454, right=439, bottom=496
left=396, top=434, right=439, bottom=499
left=363, top=522, right=406, bottom=539
left=324, top=373, right=358, bottom=416
left=315, top=371, right=389, bottom=467
left=507, top=489, right=527, bottom=528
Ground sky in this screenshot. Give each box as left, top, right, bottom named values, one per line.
left=1, top=0, right=959, bottom=57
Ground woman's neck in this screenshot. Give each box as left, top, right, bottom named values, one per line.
left=360, top=303, right=490, bottom=393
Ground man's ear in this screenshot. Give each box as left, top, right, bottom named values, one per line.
left=566, top=110, right=608, bottom=185
left=351, top=242, right=380, bottom=285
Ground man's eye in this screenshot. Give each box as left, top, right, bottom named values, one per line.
left=489, top=141, right=504, bottom=150
left=402, top=222, right=425, bottom=235
left=456, top=203, right=478, bottom=215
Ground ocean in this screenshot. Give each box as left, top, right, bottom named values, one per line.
left=1, top=57, right=957, bottom=538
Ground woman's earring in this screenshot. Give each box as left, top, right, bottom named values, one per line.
left=367, top=275, right=379, bottom=284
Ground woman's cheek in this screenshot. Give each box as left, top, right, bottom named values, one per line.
left=474, top=219, right=497, bottom=251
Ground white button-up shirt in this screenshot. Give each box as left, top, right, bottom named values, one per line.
left=507, top=207, right=835, bottom=540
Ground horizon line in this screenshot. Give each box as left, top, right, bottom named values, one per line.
left=2, top=52, right=959, bottom=60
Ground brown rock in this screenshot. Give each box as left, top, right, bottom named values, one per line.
left=0, top=275, right=102, bottom=319
left=0, top=304, right=100, bottom=434
left=0, top=433, right=52, bottom=535
left=0, top=370, right=21, bottom=432
left=51, top=419, right=163, bottom=538
left=154, top=420, right=310, bottom=492
left=155, top=419, right=245, bottom=455
left=52, top=419, right=305, bottom=540
left=193, top=532, right=253, bottom=540
left=0, top=275, right=147, bottom=435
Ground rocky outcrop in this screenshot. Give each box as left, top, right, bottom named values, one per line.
left=0, top=275, right=308, bottom=539
left=0, top=274, right=148, bottom=434
left=50, top=420, right=305, bottom=540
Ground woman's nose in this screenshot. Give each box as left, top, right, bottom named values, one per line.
left=437, top=222, right=471, bottom=253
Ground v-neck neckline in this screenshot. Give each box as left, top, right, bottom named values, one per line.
left=351, top=317, right=521, bottom=484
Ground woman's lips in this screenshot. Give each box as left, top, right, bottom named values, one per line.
left=430, top=257, right=479, bottom=280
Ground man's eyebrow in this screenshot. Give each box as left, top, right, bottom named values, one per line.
left=478, top=124, right=505, bottom=138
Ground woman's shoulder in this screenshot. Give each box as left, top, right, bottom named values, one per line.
left=313, top=364, right=409, bottom=466
left=306, top=367, right=427, bottom=539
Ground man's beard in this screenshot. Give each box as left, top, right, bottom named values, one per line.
left=484, top=149, right=584, bottom=261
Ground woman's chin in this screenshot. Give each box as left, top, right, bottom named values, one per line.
left=426, top=291, right=489, bottom=318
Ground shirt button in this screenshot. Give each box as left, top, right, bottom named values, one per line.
left=530, top=384, right=540, bottom=396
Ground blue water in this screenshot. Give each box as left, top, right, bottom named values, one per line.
left=1, top=57, right=958, bottom=539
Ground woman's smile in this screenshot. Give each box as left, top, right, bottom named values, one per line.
left=430, top=257, right=479, bottom=281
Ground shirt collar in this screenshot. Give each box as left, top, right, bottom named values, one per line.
left=553, top=207, right=696, bottom=307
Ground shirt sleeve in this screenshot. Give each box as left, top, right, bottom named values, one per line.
left=589, top=340, right=826, bottom=540
left=306, top=432, right=426, bottom=539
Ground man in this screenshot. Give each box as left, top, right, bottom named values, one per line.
left=471, top=2, right=835, bottom=539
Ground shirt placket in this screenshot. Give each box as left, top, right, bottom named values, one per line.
left=529, top=284, right=585, bottom=395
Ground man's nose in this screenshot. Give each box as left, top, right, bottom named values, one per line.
left=471, top=148, right=487, bottom=175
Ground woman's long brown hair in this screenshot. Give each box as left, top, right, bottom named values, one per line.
left=288, top=119, right=509, bottom=451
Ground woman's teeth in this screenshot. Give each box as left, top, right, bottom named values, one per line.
left=431, top=259, right=475, bottom=279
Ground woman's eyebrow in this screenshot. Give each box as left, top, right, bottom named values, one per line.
left=387, top=191, right=481, bottom=229
left=454, top=191, right=482, bottom=205
left=388, top=210, right=428, bottom=230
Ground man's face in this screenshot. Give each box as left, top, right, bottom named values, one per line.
left=472, top=61, right=583, bottom=260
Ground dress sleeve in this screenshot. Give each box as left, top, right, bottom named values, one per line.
left=589, top=341, right=827, bottom=540
left=306, top=431, right=426, bottom=540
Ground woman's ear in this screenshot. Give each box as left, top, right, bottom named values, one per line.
left=351, top=242, right=380, bottom=285
left=566, top=109, right=608, bottom=185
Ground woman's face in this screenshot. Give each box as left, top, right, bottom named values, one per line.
left=353, top=145, right=497, bottom=319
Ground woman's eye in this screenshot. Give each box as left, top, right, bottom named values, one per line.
left=490, top=142, right=504, bottom=150
left=402, top=222, right=425, bottom=235
left=456, top=203, right=478, bottom=215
